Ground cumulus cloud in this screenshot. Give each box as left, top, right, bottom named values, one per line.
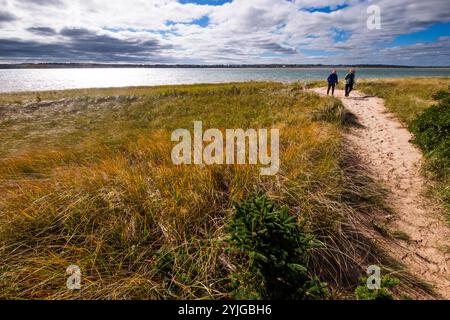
left=0, top=10, right=16, bottom=23
left=380, top=37, right=450, bottom=65
left=27, top=27, right=57, bottom=35
left=0, top=0, right=449, bottom=65
left=0, top=27, right=172, bottom=62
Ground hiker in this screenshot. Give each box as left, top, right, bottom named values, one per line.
left=345, top=69, right=356, bottom=97
left=327, top=69, right=338, bottom=96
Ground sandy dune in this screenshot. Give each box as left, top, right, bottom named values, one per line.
left=312, top=88, right=450, bottom=299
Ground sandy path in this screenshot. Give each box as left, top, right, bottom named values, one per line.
left=312, top=88, right=450, bottom=299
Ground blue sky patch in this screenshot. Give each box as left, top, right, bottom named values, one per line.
left=192, top=15, right=210, bottom=27
left=391, top=22, right=450, bottom=46
left=166, top=15, right=210, bottom=28
left=303, top=4, right=349, bottom=13
left=332, top=28, right=352, bottom=43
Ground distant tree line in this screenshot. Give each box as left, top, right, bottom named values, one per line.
left=1, top=63, right=445, bottom=69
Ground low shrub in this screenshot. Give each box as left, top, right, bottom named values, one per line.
left=431, top=89, right=450, bottom=102
left=410, top=101, right=450, bottom=154
left=424, top=139, right=450, bottom=178
left=410, top=89, right=450, bottom=182
left=355, top=276, right=400, bottom=300
left=409, top=89, right=450, bottom=214
left=226, top=193, right=328, bottom=300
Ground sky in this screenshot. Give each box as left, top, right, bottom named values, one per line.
left=0, top=0, right=449, bottom=66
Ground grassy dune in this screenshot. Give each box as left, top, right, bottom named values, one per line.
left=0, top=81, right=425, bottom=299
left=357, top=78, right=450, bottom=123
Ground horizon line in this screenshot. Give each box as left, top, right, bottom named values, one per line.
left=1, top=63, right=450, bottom=69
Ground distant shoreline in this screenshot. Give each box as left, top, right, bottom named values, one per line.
left=1, top=63, right=450, bottom=69
left=2, top=77, right=450, bottom=95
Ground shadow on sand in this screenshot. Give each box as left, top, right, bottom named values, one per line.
left=345, top=95, right=375, bottom=101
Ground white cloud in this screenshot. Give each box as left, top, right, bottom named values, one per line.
left=0, top=0, right=449, bottom=65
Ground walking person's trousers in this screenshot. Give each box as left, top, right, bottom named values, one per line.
left=327, top=83, right=336, bottom=96
left=345, top=83, right=354, bottom=97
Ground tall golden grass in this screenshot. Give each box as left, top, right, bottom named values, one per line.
left=0, top=82, right=430, bottom=299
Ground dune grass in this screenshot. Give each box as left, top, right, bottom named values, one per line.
left=357, top=78, right=450, bottom=123
left=358, top=78, right=450, bottom=218
left=0, top=82, right=418, bottom=299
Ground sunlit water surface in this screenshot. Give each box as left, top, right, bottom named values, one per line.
left=1, top=67, right=450, bottom=93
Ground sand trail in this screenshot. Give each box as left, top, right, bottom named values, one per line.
left=312, top=88, right=450, bottom=299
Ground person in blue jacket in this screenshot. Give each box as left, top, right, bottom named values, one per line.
left=327, top=69, right=338, bottom=96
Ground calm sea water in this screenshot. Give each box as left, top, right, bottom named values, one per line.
left=1, top=67, right=450, bottom=93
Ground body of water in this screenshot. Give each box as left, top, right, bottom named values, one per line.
left=1, top=67, right=450, bottom=93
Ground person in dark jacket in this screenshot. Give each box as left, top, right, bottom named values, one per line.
left=327, top=69, right=338, bottom=96
left=345, top=69, right=356, bottom=97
